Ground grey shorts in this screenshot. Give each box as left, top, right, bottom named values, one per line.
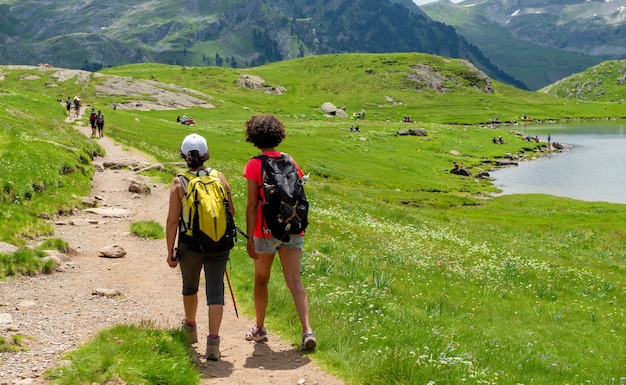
left=254, top=235, right=304, bottom=254
left=177, top=243, right=229, bottom=305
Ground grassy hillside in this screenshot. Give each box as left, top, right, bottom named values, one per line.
left=99, top=53, right=626, bottom=126
left=0, top=78, right=102, bottom=245
left=0, top=54, right=624, bottom=384
left=540, top=59, right=626, bottom=102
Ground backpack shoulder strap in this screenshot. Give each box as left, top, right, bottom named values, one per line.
left=204, top=168, right=217, bottom=178
left=179, top=168, right=220, bottom=192
left=178, top=170, right=204, bottom=193
left=177, top=172, right=191, bottom=193
left=253, top=155, right=270, bottom=189
left=193, top=168, right=214, bottom=177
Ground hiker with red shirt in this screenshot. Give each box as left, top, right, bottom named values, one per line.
left=242, top=114, right=316, bottom=350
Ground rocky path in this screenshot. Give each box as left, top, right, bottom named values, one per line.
left=0, top=109, right=344, bottom=385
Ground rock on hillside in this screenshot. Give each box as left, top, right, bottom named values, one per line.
left=2, top=65, right=216, bottom=110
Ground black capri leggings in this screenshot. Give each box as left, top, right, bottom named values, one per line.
left=178, top=243, right=229, bottom=305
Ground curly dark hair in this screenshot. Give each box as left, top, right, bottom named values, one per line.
left=244, top=114, right=286, bottom=149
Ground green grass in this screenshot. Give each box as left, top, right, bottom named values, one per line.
left=0, top=89, right=103, bottom=246
left=99, top=54, right=626, bottom=125
left=38, top=238, right=70, bottom=254
left=0, top=238, right=71, bottom=277
left=0, top=334, right=28, bottom=352
left=0, top=54, right=624, bottom=384
left=130, top=220, right=165, bottom=240
left=541, top=60, right=626, bottom=102
left=47, top=323, right=200, bottom=385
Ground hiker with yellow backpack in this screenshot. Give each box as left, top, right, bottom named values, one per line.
left=166, top=133, right=236, bottom=361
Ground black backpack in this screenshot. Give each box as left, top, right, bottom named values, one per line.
left=255, top=153, right=309, bottom=242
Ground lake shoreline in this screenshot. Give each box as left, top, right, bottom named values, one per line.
left=489, top=122, right=626, bottom=204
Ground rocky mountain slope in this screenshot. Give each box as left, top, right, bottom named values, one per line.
left=422, top=0, right=626, bottom=89
left=0, top=0, right=525, bottom=89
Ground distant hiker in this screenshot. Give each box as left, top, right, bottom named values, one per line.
left=181, top=114, right=189, bottom=124
left=73, top=96, right=81, bottom=118
left=177, top=115, right=181, bottom=123
left=95, top=110, right=105, bottom=138
left=188, top=117, right=195, bottom=125
left=242, top=114, right=316, bottom=351
left=89, top=108, right=97, bottom=137
left=65, top=97, right=72, bottom=116
left=112, top=102, right=117, bottom=110
left=166, top=133, right=236, bottom=361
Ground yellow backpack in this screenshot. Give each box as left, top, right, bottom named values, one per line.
left=178, top=169, right=235, bottom=253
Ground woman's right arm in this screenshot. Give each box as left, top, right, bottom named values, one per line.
left=245, top=178, right=260, bottom=260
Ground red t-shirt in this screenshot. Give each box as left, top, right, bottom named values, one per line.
left=243, top=151, right=305, bottom=238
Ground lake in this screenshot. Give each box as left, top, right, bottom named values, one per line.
left=490, top=121, right=626, bottom=205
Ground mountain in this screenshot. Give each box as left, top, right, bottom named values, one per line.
left=421, top=0, right=625, bottom=90
left=0, top=0, right=526, bottom=89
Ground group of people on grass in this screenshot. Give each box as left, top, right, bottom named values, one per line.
left=177, top=114, right=195, bottom=125
left=523, top=135, right=540, bottom=142
left=165, top=114, right=316, bottom=361
left=492, top=136, right=505, bottom=144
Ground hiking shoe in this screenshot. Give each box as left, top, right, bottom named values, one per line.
left=181, top=320, right=198, bottom=344
left=301, top=331, right=317, bottom=350
left=206, top=336, right=221, bottom=361
left=245, top=324, right=268, bottom=342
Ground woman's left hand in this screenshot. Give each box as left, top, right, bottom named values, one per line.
left=166, top=250, right=178, bottom=268
left=246, top=238, right=260, bottom=260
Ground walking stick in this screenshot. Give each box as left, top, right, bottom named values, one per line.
left=225, top=269, right=239, bottom=318
left=224, top=226, right=247, bottom=318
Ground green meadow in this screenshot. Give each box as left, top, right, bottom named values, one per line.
left=1, top=53, right=624, bottom=384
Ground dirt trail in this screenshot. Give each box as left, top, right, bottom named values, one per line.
left=0, top=106, right=344, bottom=385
